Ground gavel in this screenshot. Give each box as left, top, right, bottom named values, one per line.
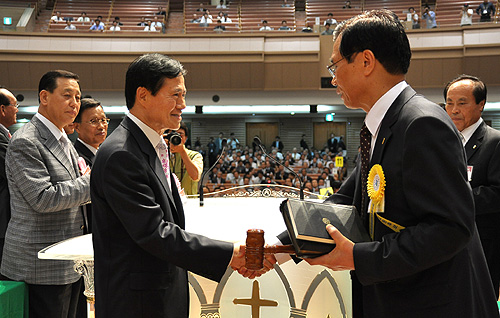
left=245, top=229, right=296, bottom=270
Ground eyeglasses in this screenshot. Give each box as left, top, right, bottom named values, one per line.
left=2, top=103, right=19, bottom=108
left=326, top=57, right=345, bottom=79
left=85, top=118, right=110, bottom=126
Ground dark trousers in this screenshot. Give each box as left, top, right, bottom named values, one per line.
left=28, top=279, right=82, bottom=318
left=480, top=237, right=500, bottom=299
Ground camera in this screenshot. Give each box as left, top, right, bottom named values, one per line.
left=164, top=132, right=182, bottom=146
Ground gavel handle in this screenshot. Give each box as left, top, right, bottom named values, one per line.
left=263, top=245, right=296, bottom=254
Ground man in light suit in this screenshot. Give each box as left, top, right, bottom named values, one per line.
left=444, top=74, right=500, bottom=298
left=91, top=53, right=273, bottom=318
left=0, top=86, right=18, bottom=276
left=303, top=10, right=499, bottom=317
left=1, top=70, right=90, bottom=318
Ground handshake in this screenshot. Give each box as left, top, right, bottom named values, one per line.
left=229, top=229, right=296, bottom=279
left=229, top=243, right=277, bottom=279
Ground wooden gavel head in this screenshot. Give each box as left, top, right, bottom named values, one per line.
left=245, top=229, right=265, bottom=270
left=245, top=229, right=296, bottom=270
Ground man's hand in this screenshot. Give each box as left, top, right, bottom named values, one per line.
left=230, top=244, right=277, bottom=279
left=304, top=224, right=355, bottom=271
left=170, top=143, right=185, bottom=154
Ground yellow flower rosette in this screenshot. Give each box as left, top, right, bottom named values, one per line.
left=367, top=164, right=385, bottom=213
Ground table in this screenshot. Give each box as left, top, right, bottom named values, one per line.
left=0, top=281, right=28, bottom=318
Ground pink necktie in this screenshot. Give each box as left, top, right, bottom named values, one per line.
left=157, top=140, right=172, bottom=189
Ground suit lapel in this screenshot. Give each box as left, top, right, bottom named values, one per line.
left=121, top=117, right=178, bottom=213
left=464, top=122, right=485, bottom=161
left=74, top=139, right=95, bottom=167
left=371, top=86, right=417, bottom=165
left=32, top=116, right=77, bottom=179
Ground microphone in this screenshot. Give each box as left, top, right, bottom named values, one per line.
left=253, top=136, right=304, bottom=200
left=199, top=138, right=227, bottom=206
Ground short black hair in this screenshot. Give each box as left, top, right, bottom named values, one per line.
left=443, top=74, right=487, bottom=104
left=0, top=85, right=10, bottom=107
left=74, top=98, right=102, bottom=123
left=38, top=70, right=80, bottom=103
left=333, top=9, right=411, bottom=75
left=125, top=53, right=186, bottom=109
left=177, top=121, right=189, bottom=135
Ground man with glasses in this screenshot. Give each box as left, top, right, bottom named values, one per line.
left=166, top=121, right=203, bottom=195
left=299, top=9, right=499, bottom=317
left=73, top=97, right=108, bottom=317
left=1, top=70, right=90, bottom=318
left=0, top=86, right=18, bottom=276
left=73, top=98, right=108, bottom=168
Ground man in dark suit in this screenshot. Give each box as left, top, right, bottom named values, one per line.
left=73, top=97, right=108, bottom=318
left=0, top=86, right=18, bottom=276
left=444, top=74, right=500, bottom=298
left=303, top=10, right=499, bottom=317
left=1, top=70, right=90, bottom=318
left=272, top=135, right=284, bottom=152
left=91, top=53, right=273, bottom=318
left=327, top=133, right=337, bottom=153
left=73, top=98, right=108, bottom=168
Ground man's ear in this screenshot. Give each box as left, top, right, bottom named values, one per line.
left=361, top=49, right=376, bottom=76
left=39, top=90, right=49, bottom=106
left=479, top=100, right=485, bottom=112
left=74, top=122, right=81, bottom=134
left=136, top=87, right=149, bottom=107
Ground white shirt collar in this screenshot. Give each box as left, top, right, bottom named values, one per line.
left=77, top=138, right=98, bottom=155
left=365, top=81, right=408, bottom=137
left=35, top=112, right=67, bottom=142
left=364, top=81, right=408, bottom=155
left=127, top=113, right=162, bottom=149
left=460, top=117, right=483, bottom=146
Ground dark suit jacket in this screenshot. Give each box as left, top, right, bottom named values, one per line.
left=74, top=139, right=95, bottom=233
left=465, top=121, right=500, bottom=295
left=465, top=121, right=500, bottom=237
left=327, top=87, right=498, bottom=317
left=272, top=140, right=284, bottom=151
left=91, top=117, right=233, bottom=318
left=74, top=139, right=95, bottom=168
left=327, top=137, right=338, bottom=152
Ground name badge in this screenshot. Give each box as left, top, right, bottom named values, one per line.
left=467, top=165, right=473, bottom=182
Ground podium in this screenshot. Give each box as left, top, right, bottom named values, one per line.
left=38, top=186, right=353, bottom=318
left=38, top=234, right=94, bottom=318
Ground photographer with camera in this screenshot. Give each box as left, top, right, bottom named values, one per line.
left=165, top=121, right=203, bottom=195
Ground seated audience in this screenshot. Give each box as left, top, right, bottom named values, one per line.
left=51, top=11, right=64, bottom=23
left=214, top=20, right=226, bottom=32
left=64, top=20, right=76, bottom=30
left=259, top=20, right=273, bottom=31
left=109, top=20, right=120, bottom=31
left=279, top=20, right=291, bottom=30
left=77, top=12, right=90, bottom=23
left=324, top=13, right=337, bottom=26
left=90, top=19, right=104, bottom=31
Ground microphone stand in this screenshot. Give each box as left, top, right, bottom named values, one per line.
left=199, top=140, right=227, bottom=206
left=254, top=137, right=304, bottom=200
